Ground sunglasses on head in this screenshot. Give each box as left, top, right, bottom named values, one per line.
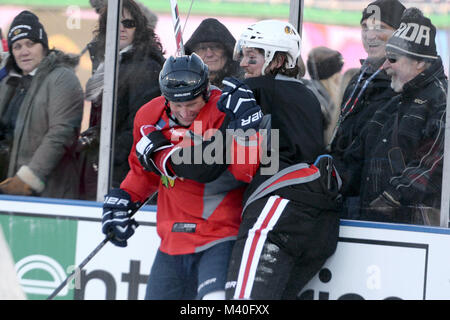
left=121, top=19, right=136, bottom=29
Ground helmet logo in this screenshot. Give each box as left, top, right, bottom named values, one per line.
left=284, top=26, right=295, bottom=35
left=174, top=92, right=191, bottom=97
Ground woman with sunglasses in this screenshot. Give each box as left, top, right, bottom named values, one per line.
left=78, top=0, right=165, bottom=200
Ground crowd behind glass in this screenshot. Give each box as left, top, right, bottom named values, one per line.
left=0, top=0, right=447, bottom=227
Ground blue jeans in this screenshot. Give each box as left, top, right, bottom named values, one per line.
left=145, top=240, right=235, bottom=300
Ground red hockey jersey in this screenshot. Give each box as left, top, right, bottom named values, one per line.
left=121, top=89, right=246, bottom=255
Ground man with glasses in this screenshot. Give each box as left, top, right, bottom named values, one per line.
left=185, top=18, right=243, bottom=89
left=330, top=0, right=405, bottom=219
left=356, top=8, right=447, bottom=225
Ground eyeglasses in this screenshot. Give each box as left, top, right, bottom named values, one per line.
left=121, top=19, right=136, bottom=29
left=194, top=43, right=224, bottom=54
left=386, top=55, right=398, bottom=64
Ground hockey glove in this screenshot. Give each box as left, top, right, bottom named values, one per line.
left=102, top=188, right=139, bottom=247
left=217, top=77, right=263, bottom=131
left=136, top=125, right=173, bottom=174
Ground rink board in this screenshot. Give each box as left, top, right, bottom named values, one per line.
left=1, top=195, right=449, bottom=300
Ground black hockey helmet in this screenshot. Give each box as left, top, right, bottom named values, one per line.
left=159, top=53, right=209, bottom=102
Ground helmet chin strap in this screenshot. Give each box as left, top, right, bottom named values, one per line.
left=261, top=61, right=269, bottom=76
left=261, top=58, right=274, bottom=76
left=261, top=49, right=275, bottom=76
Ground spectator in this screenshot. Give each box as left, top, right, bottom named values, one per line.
left=184, top=18, right=243, bottom=88
left=0, top=10, right=83, bottom=198
left=101, top=54, right=250, bottom=300
left=330, top=0, right=406, bottom=218
left=86, top=0, right=158, bottom=72
left=78, top=0, right=165, bottom=200
left=359, top=8, right=447, bottom=225
left=306, top=46, right=344, bottom=149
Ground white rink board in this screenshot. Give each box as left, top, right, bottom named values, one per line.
left=1, top=195, right=450, bottom=300
left=300, top=221, right=450, bottom=300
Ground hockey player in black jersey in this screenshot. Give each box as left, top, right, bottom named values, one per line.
left=223, top=19, right=342, bottom=300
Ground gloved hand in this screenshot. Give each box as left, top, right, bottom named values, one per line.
left=102, top=188, right=139, bottom=247
left=217, top=77, right=263, bottom=131
left=369, top=191, right=401, bottom=215
left=0, top=176, right=34, bottom=196
left=76, top=126, right=100, bottom=152
left=136, top=125, right=173, bottom=174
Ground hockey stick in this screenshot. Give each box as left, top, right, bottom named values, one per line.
left=46, top=192, right=157, bottom=300
left=170, top=0, right=185, bottom=56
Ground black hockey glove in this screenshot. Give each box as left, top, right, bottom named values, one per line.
left=217, top=77, right=263, bottom=131
left=136, top=126, right=173, bottom=174
left=102, top=188, right=139, bottom=247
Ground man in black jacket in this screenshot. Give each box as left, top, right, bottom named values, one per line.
left=330, top=0, right=405, bottom=218
left=358, top=8, right=447, bottom=225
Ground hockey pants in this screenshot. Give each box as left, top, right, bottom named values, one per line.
left=225, top=160, right=341, bottom=300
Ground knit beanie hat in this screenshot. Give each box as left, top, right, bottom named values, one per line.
left=307, top=46, right=344, bottom=80
left=361, top=0, right=406, bottom=29
left=7, top=11, right=48, bottom=50
left=386, top=7, right=438, bottom=61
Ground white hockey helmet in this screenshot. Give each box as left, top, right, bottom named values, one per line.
left=233, top=19, right=301, bottom=75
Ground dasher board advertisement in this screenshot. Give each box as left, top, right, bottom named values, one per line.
left=1, top=195, right=450, bottom=300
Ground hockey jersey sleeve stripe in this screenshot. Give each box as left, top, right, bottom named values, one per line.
left=243, top=163, right=320, bottom=212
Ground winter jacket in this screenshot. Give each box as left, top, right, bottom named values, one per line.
left=331, top=58, right=397, bottom=185
left=0, top=50, right=84, bottom=198
left=351, top=57, right=447, bottom=224
left=81, top=45, right=164, bottom=193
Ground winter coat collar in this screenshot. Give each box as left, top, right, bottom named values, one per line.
left=359, top=57, right=390, bottom=82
